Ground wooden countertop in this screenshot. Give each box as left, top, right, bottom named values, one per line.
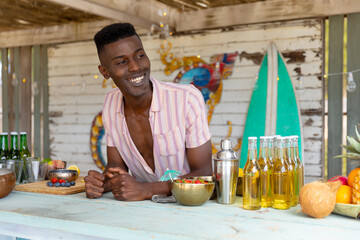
left=0, top=191, right=358, bottom=239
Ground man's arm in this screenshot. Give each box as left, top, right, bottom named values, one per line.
left=181, top=140, right=213, bottom=178
left=84, top=146, right=128, bottom=198
left=105, top=147, right=171, bottom=201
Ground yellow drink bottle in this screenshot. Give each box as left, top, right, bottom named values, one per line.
left=258, top=136, right=272, bottom=208
left=243, top=137, right=261, bottom=210
left=284, top=137, right=296, bottom=207
left=291, top=136, right=304, bottom=197
left=272, top=137, right=291, bottom=210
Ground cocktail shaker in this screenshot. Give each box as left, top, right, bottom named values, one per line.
left=213, top=139, right=239, bottom=204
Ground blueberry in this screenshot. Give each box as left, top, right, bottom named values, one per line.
left=55, top=182, right=60, bottom=187
left=47, top=182, right=53, bottom=187
left=70, top=181, right=75, bottom=186
left=65, top=182, right=71, bottom=187
left=61, top=182, right=66, bottom=187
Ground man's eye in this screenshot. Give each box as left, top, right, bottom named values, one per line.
left=136, top=53, right=145, bottom=59
left=117, top=60, right=127, bottom=65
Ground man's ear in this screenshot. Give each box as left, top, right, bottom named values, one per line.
left=98, top=65, right=109, bottom=79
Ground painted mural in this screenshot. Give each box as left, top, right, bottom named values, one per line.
left=159, top=41, right=240, bottom=154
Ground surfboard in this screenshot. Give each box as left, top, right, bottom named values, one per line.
left=239, top=43, right=303, bottom=168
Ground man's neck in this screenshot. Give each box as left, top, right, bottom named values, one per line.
left=123, top=90, right=152, bottom=115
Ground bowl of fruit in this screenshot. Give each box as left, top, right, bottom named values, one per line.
left=170, top=176, right=215, bottom=206
left=48, top=169, right=78, bottom=183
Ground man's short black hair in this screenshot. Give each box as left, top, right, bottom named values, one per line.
left=94, top=23, right=139, bottom=54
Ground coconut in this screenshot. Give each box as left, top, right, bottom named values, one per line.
left=299, top=181, right=342, bottom=219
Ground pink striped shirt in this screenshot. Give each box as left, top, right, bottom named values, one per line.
left=102, top=77, right=211, bottom=182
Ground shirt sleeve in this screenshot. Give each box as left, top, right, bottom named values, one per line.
left=102, top=92, right=115, bottom=147
left=185, top=85, right=212, bottom=148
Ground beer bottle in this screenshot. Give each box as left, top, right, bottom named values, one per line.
left=291, top=136, right=304, bottom=198
left=0, top=133, right=9, bottom=161
left=243, top=137, right=261, bottom=210
left=9, top=132, right=21, bottom=160
left=272, top=137, right=291, bottom=210
left=258, top=136, right=272, bottom=208
left=19, top=132, right=31, bottom=158
left=285, top=137, right=296, bottom=207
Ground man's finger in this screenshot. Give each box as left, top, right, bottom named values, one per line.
left=107, top=167, right=128, bottom=175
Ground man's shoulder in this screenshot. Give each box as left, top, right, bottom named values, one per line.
left=157, top=79, right=200, bottom=95
left=104, top=88, right=121, bottom=101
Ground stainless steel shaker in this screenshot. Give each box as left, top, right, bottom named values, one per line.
left=213, top=139, right=239, bottom=204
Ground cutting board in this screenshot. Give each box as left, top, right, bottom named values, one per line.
left=14, top=177, right=85, bottom=195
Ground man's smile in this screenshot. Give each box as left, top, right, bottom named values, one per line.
left=128, top=74, right=145, bottom=84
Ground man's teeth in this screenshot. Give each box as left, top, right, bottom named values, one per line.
left=129, top=76, right=144, bottom=84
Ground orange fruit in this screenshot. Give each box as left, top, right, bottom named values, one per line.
left=347, top=168, right=360, bottom=187
left=336, top=185, right=352, bottom=204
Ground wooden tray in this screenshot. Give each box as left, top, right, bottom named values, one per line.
left=14, top=177, right=85, bottom=195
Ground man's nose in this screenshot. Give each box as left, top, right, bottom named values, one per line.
left=128, top=59, right=140, bottom=72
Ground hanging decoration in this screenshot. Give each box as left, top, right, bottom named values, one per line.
left=148, top=9, right=172, bottom=40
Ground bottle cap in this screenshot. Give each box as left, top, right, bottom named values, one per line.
left=260, top=136, right=272, bottom=139
left=1, top=132, right=8, bottom=135
left=220, top=139, right=232, bottom=150
left=10, top=132, right=18, bottom=135
left=248, top=136, right=257, bottom=140
left=20, top=132, right=26, bottom=135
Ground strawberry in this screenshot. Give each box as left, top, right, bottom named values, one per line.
left=58, top=179, right=65, bottom=184
left=194, top=180, right=201, bottom=184
left=51, top=178, right=58, bottom=184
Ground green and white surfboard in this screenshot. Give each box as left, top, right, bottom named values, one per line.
left=239, top=43, right=303, bottom=168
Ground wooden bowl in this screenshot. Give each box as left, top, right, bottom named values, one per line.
left=0, top=169, right=16, bottom=199
left=47, top=169, right=78, bottom=182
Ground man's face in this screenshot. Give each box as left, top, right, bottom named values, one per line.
left=98, top=35, right=151, bottom=97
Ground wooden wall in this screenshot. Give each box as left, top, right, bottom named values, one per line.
left=48, top=19, right=323, bottom=182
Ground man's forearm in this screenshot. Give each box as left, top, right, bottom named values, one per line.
left=142, top=181, right=172, bottom=199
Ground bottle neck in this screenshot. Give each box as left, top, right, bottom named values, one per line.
left=259, top=139, right=268, bottom=159
left=11, top=135, right=18, bottom=151
left=20, top=135, right=28, bottom=149
left=247, top=140, right=257, bottom=161
left=1, top=136, right=8, bottom=151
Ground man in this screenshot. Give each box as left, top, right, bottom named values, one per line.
left=85, top=23, right=212, bottom=201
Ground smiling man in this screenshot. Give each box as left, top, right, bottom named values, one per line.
left=84, top=23, right=212, bottom=201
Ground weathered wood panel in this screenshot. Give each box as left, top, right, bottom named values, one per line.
left=13, top=48, right=20, bottom=133
left=42, top=46, right=50, bottom=159
left=19, top=47, right=32, bottom=147
left=177, top=0, right=360, bottom=32
left=33, top=46, right=41, bottom=157
left=346, top=13, right=360, bottom=174
left=327, top=15, right=344, bottom=178
left=48, top=19, right=323, bottom=180
left=1, top=48, right=9, bottom=132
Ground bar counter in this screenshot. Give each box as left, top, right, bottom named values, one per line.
left=0, top=190, right=358, bottom=240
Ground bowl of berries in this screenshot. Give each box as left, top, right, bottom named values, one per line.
left=170, top=176, right=215, bottom=206
left=48, top=169, right=78, bottom=183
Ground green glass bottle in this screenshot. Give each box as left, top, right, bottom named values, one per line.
left=19, top=132, right=31, bottom=159
left=9, top=132, right=21, bottom=160
left=0, top=132, right=9, bottom=161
